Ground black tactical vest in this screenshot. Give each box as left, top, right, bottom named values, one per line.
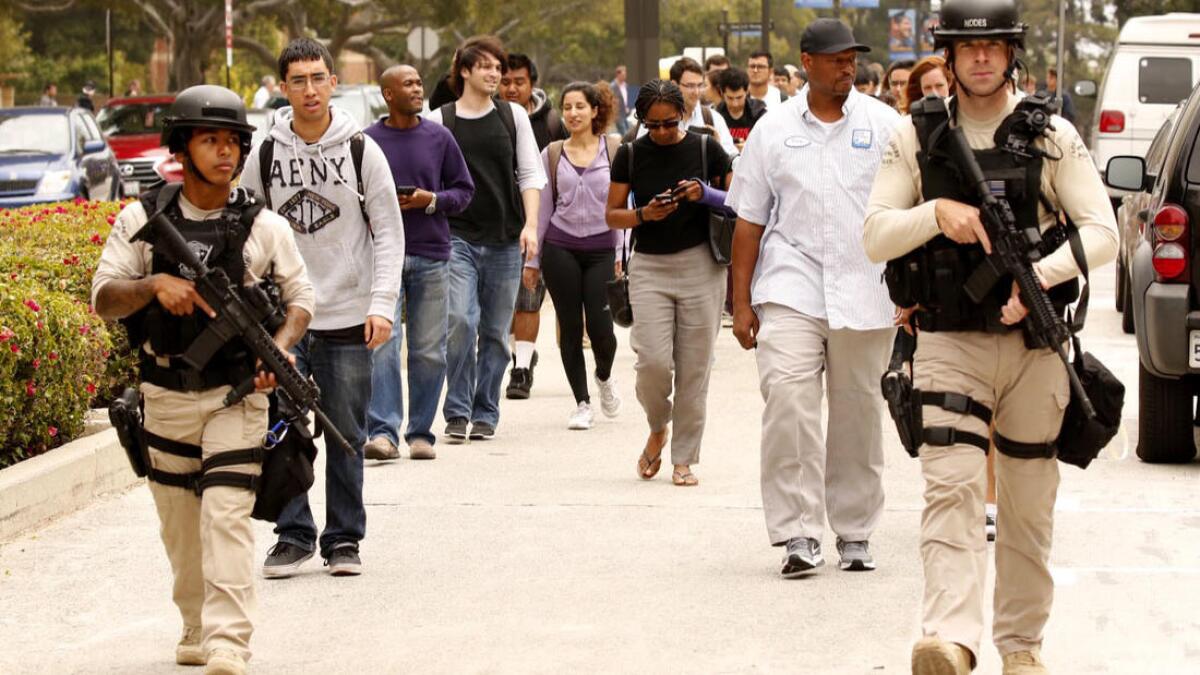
left=884, top=96, right=1078, bottom=334
left=125, top=183, right=267, bottom=390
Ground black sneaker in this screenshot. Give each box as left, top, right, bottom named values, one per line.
left=262, top=542, right=314, bottom=579
left=469, top=421, right=496, bottom=440
left=780, top=537, right=824, bottom=578
left=505, top=351, right=538, bottom=399
left=444, top=417, right=469, bottom=443
left=325, top=546, right=362, bottom=577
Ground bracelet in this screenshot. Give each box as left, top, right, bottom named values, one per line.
left=635, top=207, right=644, bottom=225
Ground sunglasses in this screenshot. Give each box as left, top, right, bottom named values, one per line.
left=642, top=118, right=681, bottom=130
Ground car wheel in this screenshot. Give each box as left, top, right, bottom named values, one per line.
left=1115, top=257, right=1126, bottom=312
left=1136, top=362, right=1197, bottom=463
left=1121, top=271, right=1134, bottom=334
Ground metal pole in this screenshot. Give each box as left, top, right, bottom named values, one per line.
left=761, top=0, right=770, bottom=53
left=106, top=9, right=114, bottom=97
left=722, top=8, right=729, bottom=54
left=1056, top=0, right=1065, bottom=99
left=835, top=0, right=842, bottom=20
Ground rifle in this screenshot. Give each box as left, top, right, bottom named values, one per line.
left=134, top=212, right=356, bottom=456
left=880, top=328, right=921, bottom=458
left=941, top=121, right=1096, bottom=420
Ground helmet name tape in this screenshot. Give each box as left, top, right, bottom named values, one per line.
left=964, top=18, right=988, bottom=28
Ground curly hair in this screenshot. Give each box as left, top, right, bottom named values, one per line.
left=633, top=79, right=685, bottom=122
left=904, top=55, right=954, bottom=114
left=557, top=81, right=613, bottom=136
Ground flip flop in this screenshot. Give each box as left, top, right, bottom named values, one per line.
left=637, top=450, right=663, bottom=480
left=672, top=470, right=699, bottom=487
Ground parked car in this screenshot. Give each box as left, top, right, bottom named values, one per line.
left=0, top=106, right=119, bottom=207
left=1077, top=13, right=1200, bottom=208
left=1114, top=107, right=1181, bottom=335
left=97, top=94, right=175, bottom=196
left=1105, top=77, right=1200, bottom=464
left=331, top=85, right=387, bottom=128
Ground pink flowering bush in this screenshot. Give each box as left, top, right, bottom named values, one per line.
left=0, top=200, right=132, bottom=467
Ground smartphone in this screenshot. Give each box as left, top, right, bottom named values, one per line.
left=652, top=191, right=675, bottom=204
left=396, top=185, right=418, bottom=197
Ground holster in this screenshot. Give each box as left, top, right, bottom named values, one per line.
left=880, top=330, right=923, bottom=458
left=108, top=387, right=149, bottom=478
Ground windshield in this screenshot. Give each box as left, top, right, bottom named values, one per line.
left=0, top=113, right=70, bottom=155
left=97, top=102, right=172, bottom=137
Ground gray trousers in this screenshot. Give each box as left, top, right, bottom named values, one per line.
left=628, top=244, right=725, bottom=466
left=755, top=303, right=892, bottom=545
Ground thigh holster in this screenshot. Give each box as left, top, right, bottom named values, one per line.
left=143, top=430, right=263, bottom=495
left=919, top=391, right=993, bottom=454
left=992, top=432, right=1055, bottom=459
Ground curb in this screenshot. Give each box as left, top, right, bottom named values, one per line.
left=0, top=427, right=139, bottom=543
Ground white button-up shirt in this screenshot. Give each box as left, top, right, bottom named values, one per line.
left=726, top=86, right=899, bottom=330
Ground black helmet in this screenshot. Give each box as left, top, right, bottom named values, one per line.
left=933, top=0, right=1026, bottom=50
left=162, top=85, right=255, bottom=153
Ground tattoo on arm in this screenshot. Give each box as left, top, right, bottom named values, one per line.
left=273, top=306, right=312, bottom=351
left=95, top=276, right=157, bottom=321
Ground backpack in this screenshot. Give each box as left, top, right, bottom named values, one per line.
left=257, top=132, right=371, bottom=232
left=439, top=99, right=518, bottom=174
left=547, top=134, right=621, bottom=205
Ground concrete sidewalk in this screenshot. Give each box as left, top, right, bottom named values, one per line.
left=1, top=267, right=1198, bottom=673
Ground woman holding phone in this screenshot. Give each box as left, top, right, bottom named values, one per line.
left=606, top=79, right=732, bottom=487
left=525, top=81, right=623, bottom=430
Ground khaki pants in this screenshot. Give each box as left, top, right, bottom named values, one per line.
left=141, top=382, right=267, bottom=662
left=755, top=304, right=892, bottom=545
left=628, top=244, right=725, bottom=465
left=913, top=330, right=1068, bottom=660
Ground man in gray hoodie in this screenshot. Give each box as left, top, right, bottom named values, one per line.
left=241, top=38, right=404, bottom=579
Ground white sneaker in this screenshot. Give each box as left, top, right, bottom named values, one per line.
left=568, top=402, right=594, bottom=430
left=594, top=374, right=622, bottom=418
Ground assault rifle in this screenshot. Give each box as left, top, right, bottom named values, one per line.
left=941, top=122, right=1096, bottom=420
left=134, top=212, right=356, bottom=456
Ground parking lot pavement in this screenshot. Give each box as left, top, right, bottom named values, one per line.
left=1, top=263, right=1197, bottom=673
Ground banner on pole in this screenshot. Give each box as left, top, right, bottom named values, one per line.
left=888, top=9, right=917, bottom=62
left=225, top=0, right=233, bottom=68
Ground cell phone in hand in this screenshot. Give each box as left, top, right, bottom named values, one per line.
left=396, top=186, right=418, bottom=197
left=653, top=191, right=676, bottom=204
left=671, top=182, right=693, bottom=199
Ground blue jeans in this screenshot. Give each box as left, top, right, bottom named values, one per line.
left=274, top=331, right=370, bottom=557
left=443, top=236, right=522, bottom=427
left=366, top=255, right=449, bottom=446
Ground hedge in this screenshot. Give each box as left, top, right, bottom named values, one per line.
left=0, top=200, right=134, bottom=468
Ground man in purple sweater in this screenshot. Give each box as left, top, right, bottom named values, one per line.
left=363, top=64, right=475, bottom=461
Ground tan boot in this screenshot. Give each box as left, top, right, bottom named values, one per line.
left=204, top=649, right=246, bottom=675
left=912, top=637, right=972, bottom=675
left=1002, top=648, right=1048, bottom=675
left=175, top=626, right=205, bottom=666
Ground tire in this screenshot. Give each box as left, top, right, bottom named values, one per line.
left=1136, top=362, right=1197, bottom=463
left=1121, top=271, right=1135, bottom=334
left=1115, top=257, right=1126, bottom=312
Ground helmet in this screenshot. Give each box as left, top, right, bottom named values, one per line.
left=161, top=85, right=255, bottom=154
left=933, top=0, right=1027, bottom=50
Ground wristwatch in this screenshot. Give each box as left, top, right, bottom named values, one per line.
left=424, top=192, right=438, bottom=215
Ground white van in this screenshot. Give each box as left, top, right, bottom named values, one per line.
left=1085, top=13, right=1200, bottom=187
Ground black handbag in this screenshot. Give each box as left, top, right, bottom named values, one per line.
left=699, top=134, right=734, bottom=266
left=1054, top=225, right=1124, bottom=469
left=606, top=142, right=633, bottom=327
left=252, top=395, right=317, bottom=522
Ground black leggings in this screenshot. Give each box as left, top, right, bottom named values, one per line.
left=539, top=242, right=618, bottom=404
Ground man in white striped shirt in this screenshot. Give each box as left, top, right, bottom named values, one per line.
left=726, top=19, right=899, bottom=578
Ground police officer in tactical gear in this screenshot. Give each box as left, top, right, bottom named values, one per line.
left=862, top=0, right=1117, bottom=673
left=92, top=85, right=314, bottom=675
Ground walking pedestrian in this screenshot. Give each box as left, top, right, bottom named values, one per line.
left=727, top=18, right=899, bottom=578
left=77, top=81, right=96, bottom=112
left=362, top=64, right=475, bottom=461
left=746, top=51, right=786, bottom=109
left=528, top=82, right=623, bottom=430
left=902, top=55, right=954, bottom=114
left=643, top=57, right=738, bottom=158
left=1045, top=67, right=1076, bottom=124
left=863, top=0, right=1117, bottom=671
left=611, top=65, right=633, bottom=135
left=885, top=58, right=916, bottom=104
left=252, top=75, right=277, bottom=109
left=502, top=53, right=566, bottom=400
left=242, top=37, right=405, bottom=580
left=38, top=83, right=57, bottom=106
left=607, top=79, right=732, bottom=487
left=427, top=35, right=546, bottom=443
left=715, top=68, right=767, bottom=153
left=92, top=85, right=314, bottom=675
left=124, top=79, right=143, bottom=97
left=704, top=54, right=731, bottom=106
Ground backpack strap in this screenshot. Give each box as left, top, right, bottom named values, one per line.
left=438, top=102, right=457, bottom=136
left=700, top=132, right=709, bottom=185
left=349, top=132, right=371, bottom=234
left=257, top=139, right=274, bottom=210
left=547, top=108, right=564, bottom=141
left=494, top=99, right=519, bottom=174
left=547, top=140, right=565, bottom=206
left=701, top=106, right=714, bottom=128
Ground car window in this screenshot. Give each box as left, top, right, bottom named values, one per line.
left=366, top=88, right=387, bottom=120
left=71, top=113, right=89, bottom=153
left=1146, top=113, right=1177, bottom=175
left=0, top=112, right=71, bottom=155
left=1139, top=58, right=1193, bottom=105
left=97, top=102, right=172, bottom=136
left=81, top=113, right=102, bottom=142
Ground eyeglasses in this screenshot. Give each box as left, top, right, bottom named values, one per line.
left=747, top=64, right=770, bottom=70
left=642, top=118, right=681, bottom=130
left=678, top=83, right=706, bottom=91
left=286, top=73, right=331, bottom=91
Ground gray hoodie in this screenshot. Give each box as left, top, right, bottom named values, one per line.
left=242, top=105, right=403, bottom=331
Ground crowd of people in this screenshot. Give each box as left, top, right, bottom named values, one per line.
left=89, top=1, right=1118, bottom=673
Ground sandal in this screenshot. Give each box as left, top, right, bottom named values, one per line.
left=637, top=450, right=663, bottom=480
left=672, top=470, right=699, bottom=487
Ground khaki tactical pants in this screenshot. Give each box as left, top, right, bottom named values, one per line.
left=755, top=304, right=892, bottom=545
left=913, top=330, right=1068, bottom=660
left=141, top=381, right=267, bottom=662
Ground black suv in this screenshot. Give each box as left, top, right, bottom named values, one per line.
left=1106, top=80, right=1200, bottom=464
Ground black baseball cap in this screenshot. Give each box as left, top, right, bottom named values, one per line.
left=801, top=19, right=871, bottom=55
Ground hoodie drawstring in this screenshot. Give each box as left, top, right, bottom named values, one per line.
left=317, top=143, right=365, bottom=204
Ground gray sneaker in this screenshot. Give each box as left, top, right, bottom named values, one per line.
left=444, top=417, right=469, bottom=443
left=408, top=438, right=436, bottom=460
left=364, top=436, right=400, bottom=461
left=836, top=538, right=876, bottom=571
left=325, top=546, right=362, bottom=577
left=781, top=537, right=824, bottom=578
left=262, top=542, right=314, bottom=579
left=469, top=421, right=496, bottom=440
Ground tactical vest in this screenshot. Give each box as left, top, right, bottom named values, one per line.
left=884, top=96, right=1079, bottom=334
left=125, top=182, right=272, bottom=392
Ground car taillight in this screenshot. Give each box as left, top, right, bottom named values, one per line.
left=1099, top=110, right=1125, bottom=133
left=1152, top=204, right=1190, bottom=281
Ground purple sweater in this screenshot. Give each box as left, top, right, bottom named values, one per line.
left=528, top=139, right=619, bottom=269
left=364, top=118, right=474, bottom=261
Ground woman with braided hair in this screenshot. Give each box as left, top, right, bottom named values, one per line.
left=606, top=79, right=732, bottom=487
